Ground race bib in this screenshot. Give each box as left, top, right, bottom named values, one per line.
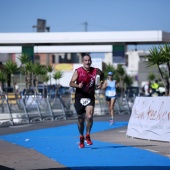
left=107, top=91, right=116, bottom=97
left=80, top=98, right=91, bottom=106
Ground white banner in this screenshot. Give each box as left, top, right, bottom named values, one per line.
left=126, top=97, right=170, bottom=142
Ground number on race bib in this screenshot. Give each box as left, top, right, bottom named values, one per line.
left=107, top=91, right=116, bottom=97
left=80, top=98, right=91, bottom=106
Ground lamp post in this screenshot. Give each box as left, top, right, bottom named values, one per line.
left=82, top=21, right=88, bottom=32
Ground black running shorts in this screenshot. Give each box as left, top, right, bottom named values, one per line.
left=74, top=98, right=95, bottom=115
left=106, top=96, right=116, bottom=101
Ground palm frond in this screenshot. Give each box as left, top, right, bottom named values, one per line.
left=18, top=53, right=31, bottom=65
left=47, top=65, right=54, bottom=73
left=146, top=47, right=164, bottom=67
left=53, top=70, right=63, bottom=80
left=3, top=61, right=19, bottom=74
left=0, top=70, right=8, bottom=83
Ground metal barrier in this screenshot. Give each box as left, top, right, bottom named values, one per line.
left=59, top=94, right=77, bottom=120
left=0, top=94, right=13, bottom=126
left=7, top=93, right=29, bottom=125
left=49, top=95, right=67, bottom=120
left=31, top=94, right=54, bottom=121
left=94, top=91, right=108, bottom=115
left=22, top=94, right=43, bottom=123
left=94, top=91, right=133, bottom=115
left=115, top=95, right=131, bottom=115
left=0, top=90, right=135, bottom=127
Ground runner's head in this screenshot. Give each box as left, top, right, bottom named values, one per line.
left=108, top=72, right=113, bottom=80
left=82, top=54, right=92, bottom=70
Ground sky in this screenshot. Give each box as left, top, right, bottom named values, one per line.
left=0, top=0, right=170, bottom=52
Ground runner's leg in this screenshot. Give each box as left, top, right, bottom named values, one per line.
left=85, top=105, right=94, bottom=134
left=77, top=114, right=85, bottom=136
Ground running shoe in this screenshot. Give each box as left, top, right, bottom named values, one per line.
left=109, top=119, right=114, bottom=125
left=85, top=134, right=93, bottom=145
left=79, top=136, right=85, bottom=148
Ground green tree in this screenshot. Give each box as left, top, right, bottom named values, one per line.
left=42, top=74, right=50, bottom=97
left=18, top=53, right=31, bottom=65
left=24, top=62, right=34, bottom=89
left=147, top=72, right=156, bottom=82
left=31, top=63, right=45, bottom=94
left=53, top=70, right=63, bottom=85
left=0, top=70, right=8, bottom=93
left=46, top=65, right=54, bottom=87
left=3, top=60, right=19, bottom=90
left=18, top=54, right=32, bottom=90
left=116, top=64, right=126, bottom=97
left=146, top=45, right=169, bottom=95
left=123, top=74, right=133, bottom=89
left=103, top=63, right=116, bottom=79
left=159, top=44, right=170, bottom=94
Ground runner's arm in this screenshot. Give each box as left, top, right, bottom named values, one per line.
left=96, top=68, right=104, bottom=89
left=69, top=70, right=83, bottom=89
left=101, top=80, right=107, bottom=90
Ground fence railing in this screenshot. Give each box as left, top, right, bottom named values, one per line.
left=0, top=90, right=135, bottom=127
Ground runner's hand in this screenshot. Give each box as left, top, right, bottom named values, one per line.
left=78, top=81, right=83, bottom=88
left=97, top=81, right=103, bottom=89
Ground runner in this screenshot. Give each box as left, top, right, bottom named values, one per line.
left=69, top=54, right=104, bottom=148
left=102, top=71, right=117, bottom=125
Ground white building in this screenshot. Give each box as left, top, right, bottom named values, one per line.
left=0, top=30, right=169, bottom=87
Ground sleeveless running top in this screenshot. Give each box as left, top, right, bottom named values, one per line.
left=75, top=67, right=97, bottom=100
left=105, top=80, right=116, bottom=98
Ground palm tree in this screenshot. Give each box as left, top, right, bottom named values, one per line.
left=25, top=62, right=34, bottom=90
left=46, top=65, right=54, bottom=95
left=53, top=70, right=63, bottom=96
left=0, top=70, right=8, bottom=93
left=123, top=74, right=133, bottom=90
left=146, top=46, right=168, bottom=95
left=31, top=63, right=45, bottom=94
left=18, top=53, right=31, bottom=65
left=42, top=74, right=50, bottom=97
left=46, top=65, right=54, bottom=86
left=159, top=44, right=170, bottom=77
left=116, top=64, right=126, bottom=97
left=103, top=63, right=116, bottom=79
left=159, top=44, right=170, bottom=94
left=37, top=65, right=48, bottom=97
left=18, top=54, right=32, bottom=90
left=3, top=60, right=19, bottom=91
left=53, top=70, right=63, bottom=85
left=147, top=72, right=156, bottom=82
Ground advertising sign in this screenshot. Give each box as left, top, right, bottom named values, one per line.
left=126, top=97, right=170, bottom=142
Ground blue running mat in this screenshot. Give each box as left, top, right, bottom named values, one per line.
left=0, top=121, right=170, bottom=169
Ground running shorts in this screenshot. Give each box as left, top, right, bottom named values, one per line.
left=74, top=98, right=95, bottom=115
left=106, top=96, right=116, bottom=101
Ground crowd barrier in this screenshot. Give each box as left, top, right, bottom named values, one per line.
left=0, top=94, right=13, bottom=126
left=94, top=91, right=134, bottom=115
left=0, top=90, right=134, bottom=127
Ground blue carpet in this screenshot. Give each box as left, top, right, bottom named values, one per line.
left=0, top=121, right=170, bottom=169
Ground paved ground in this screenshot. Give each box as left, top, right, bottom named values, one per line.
left=0, top=114, right=170, bottom=170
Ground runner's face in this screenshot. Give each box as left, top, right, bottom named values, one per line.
left=108, top=75, right=113, bottom=80
left=82, top=56, right=92, bottom=70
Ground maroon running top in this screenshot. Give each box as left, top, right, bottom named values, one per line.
left=75, top=67, right=97, bottom=100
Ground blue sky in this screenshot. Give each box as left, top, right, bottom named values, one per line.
left=0, top=0, right=170, bottom=53
left=1, top=0, right=170, bottom=33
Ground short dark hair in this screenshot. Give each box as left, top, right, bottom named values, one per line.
left=82, top=53, right=91, bottom=60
